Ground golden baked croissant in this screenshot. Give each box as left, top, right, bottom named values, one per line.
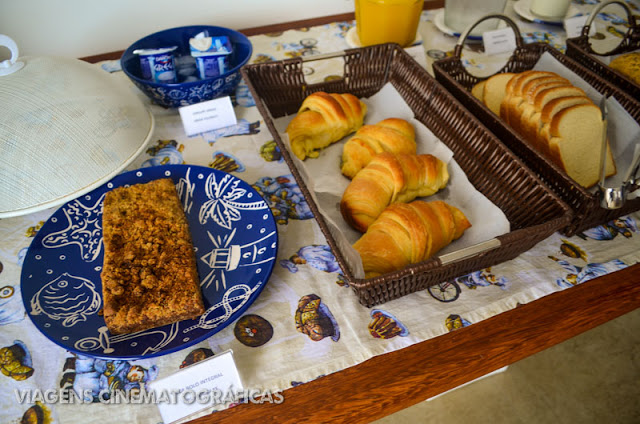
left=353, top=200, right=471, bottom=278
left=340, top=118, right=417, bottom=179
left=285, top=92, right=367, bottom=160
left=341, top=152, right=449, bottom=233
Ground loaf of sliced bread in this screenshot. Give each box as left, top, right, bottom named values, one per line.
left=474, top=70, right=618, bottom=188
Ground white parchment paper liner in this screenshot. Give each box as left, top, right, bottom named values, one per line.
left=273, top=83, right=510, bottom=279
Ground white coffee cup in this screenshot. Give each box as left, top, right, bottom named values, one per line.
left=530, top=0, right=571, bottom=19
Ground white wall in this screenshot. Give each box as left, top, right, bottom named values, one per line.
left=0, top=0, right=354, bottom=58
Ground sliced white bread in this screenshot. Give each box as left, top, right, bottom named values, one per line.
left=482, top=72, right=514, bottom=116
left=517, top=81, right=572, bottom=143
left=512, top=77, right=570, bottom=135
left=500, top=71, right=531, bottom=124
left=536, top=96, right=592, bottom=155
left=480, top=69, right=617, bottom=187
left=471, top=80, right=486, bottom=102
left=501, top=71, right=556, bottom=124
left=524, top=85, right=588, bottom=145
left=546, top=103, right=616, bottom=188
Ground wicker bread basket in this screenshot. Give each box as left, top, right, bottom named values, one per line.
left=433, top=14, right=640, bottom=237
left=241, top=43, right=571, bottom=307
left=565, top=0, right=640, bottom=100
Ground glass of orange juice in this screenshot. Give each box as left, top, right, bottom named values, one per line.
left=355, top=0, right=424, bottom=47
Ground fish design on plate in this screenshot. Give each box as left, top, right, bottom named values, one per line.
left=30, top=273, right=101, bottom=327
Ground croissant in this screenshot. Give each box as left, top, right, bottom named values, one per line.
left=341, top=152, right=449, bottom=233
left=285, top=92, right=367, bottom=160
left=353, top=200, right=471, bottom=278
left=340, top=118, right=417, bottom=179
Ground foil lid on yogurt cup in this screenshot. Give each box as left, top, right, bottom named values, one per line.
left=189, top=32, right=234, bottom=79
left=189, top=33, right=232, bottom=56
left=133, top=46, right=178, bottom=56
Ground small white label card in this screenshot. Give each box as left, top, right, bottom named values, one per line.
left=179, top=96, right=237, bottom=136
left=564, top=14, right=597, bottom=39
left=148, top=350, right=243, bottom=424
left=482, top=27, right=517, bottom=56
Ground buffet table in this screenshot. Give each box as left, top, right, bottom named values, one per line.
left=1, top=2, right=639, bottom=423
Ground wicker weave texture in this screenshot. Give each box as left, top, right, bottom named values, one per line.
left=242, top=44, right=571, bottom=306
left=566, top=28, right=640, bottom=101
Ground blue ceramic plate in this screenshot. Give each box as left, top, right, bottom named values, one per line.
left=21, top=165, right=278, bottom=360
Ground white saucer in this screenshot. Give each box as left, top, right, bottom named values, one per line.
left=513, top=0, right=566, bottom=26
left=433, top=10, right=485, bottom=43
left=345, top=26, right=422, bottom=48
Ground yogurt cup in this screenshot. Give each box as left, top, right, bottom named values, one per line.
left=193, top=54, right=231, bottom=79
left=133, top=46, right=178, bottom=83
left=190, top=35, right=233, bottom=79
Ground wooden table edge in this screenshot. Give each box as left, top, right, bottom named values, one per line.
left=195, top=262, right=639, bottom=424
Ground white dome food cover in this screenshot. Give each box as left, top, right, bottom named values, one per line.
left=0, top=55, right=154, bottom=218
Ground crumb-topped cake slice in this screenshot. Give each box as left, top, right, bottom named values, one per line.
left=101, top=178, right=204, bottom=335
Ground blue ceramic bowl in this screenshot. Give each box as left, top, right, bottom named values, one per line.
left=121, top=25, right=252, bottom=108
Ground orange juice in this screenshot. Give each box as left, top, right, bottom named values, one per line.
left=355, top=0, right=424, bottom=47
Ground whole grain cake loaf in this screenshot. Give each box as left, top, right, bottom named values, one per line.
left=101, top=178, right=205, bottom=335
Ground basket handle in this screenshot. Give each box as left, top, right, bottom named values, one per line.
left=438, top=239, right=502, bottom=265
left=296, top=50, right=348, bottom=63
left=582, top=0, right=635, bottom=37
left=454, top=14, right=524, bottom=58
